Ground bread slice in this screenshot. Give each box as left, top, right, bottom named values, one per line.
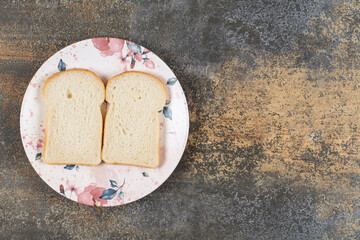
left=43, top=69, right=105, bottom=165
left=102, top=71, right=166, bottom=168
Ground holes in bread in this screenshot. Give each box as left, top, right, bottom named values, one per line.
left=67, top=90, right=72, bottom=99
left=132, top=96, right=142, bottom=102
left=113, top=86, right=116, bottom=90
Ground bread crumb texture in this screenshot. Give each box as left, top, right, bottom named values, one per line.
left=43, top=70, right=104, bottom=165
left=102, top=72, right=165, bottom=168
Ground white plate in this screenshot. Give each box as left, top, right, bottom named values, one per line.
left=20, top=38, right=189, bottom=206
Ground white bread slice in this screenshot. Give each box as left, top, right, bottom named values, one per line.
left=102, top=71, right=166, bottom=168
left=43, top=69, right=105, bottom=165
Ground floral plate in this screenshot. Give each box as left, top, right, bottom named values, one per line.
left=20, top=38, right=189, bottom=206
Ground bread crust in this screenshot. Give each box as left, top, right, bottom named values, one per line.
left=102, top=71, right=166, bottom=168
left=105, top=71, right=166, bottom=101
left=43, top=69, right=105, bottom=104
left=43, top=69, right=105, bottom=166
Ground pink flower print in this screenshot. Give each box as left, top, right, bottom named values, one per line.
left=130, top=59, right=135, bottom=69
left=92, top=38, right=125, bottom=57
left=65, top=180, right=81, bottom=196
left=108, top=38, right=124, bottom=53
left=121, top=40, right=157, bottom=69
left=90, top=187, right=106, bottom=202
left=145, top=59, right=155, bottom=69
left=127, top=49, right=135, bottom=57
left=77, top=191, right=93, bottom=205
left=135, top=53, right=142, bottom=62
left=119, top=59, right=130, bottom=71
left=36, top=139, right=44, bottom=150
left=78, top=183, right=107, bottom=206
left=92, top=38, right=109, bottom=51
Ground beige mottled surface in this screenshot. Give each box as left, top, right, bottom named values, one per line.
left=1, top=0, right=359, bottom=239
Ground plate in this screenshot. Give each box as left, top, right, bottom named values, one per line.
left=20, top=38, right=189, bottom=206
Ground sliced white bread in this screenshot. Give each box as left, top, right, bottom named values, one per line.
left=102, top=71, right=166, bottom=168
left=43, top=69, right=105, bottom=165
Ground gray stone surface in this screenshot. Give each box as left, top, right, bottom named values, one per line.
left=1, top=0, right=360, bottom=239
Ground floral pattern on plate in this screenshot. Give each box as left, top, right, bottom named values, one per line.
left=20, top=38, right=189, bottom=207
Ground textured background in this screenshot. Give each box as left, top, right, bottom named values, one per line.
left=1, top=0, right=360, bottom=239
